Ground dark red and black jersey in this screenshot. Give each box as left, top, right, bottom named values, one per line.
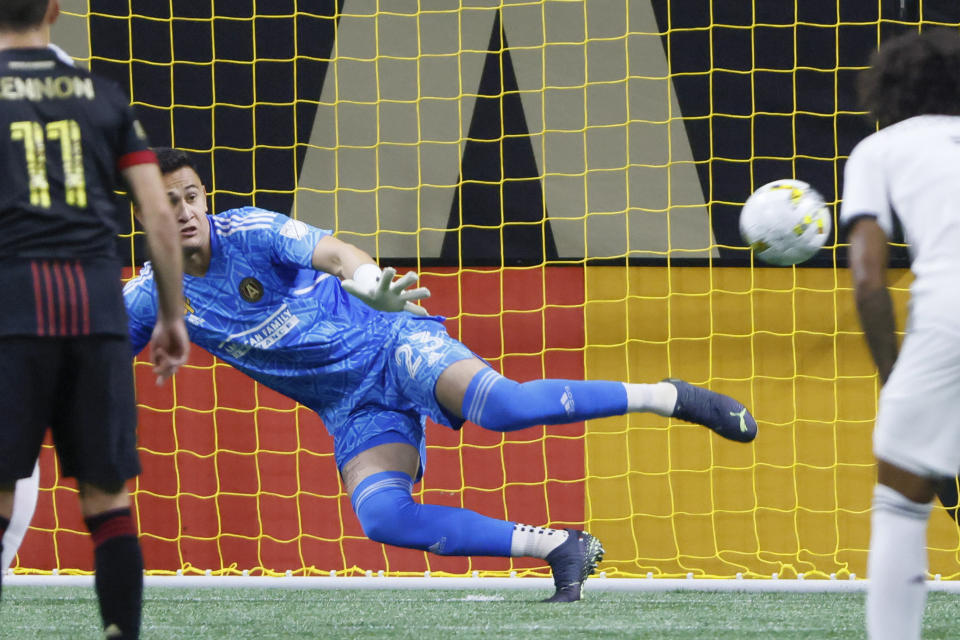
left=0, top=47, right=156, bottom=337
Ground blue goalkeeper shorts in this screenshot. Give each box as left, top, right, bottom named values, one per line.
left=333, top=317, right=477, bottom=479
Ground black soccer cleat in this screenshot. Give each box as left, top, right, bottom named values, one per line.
left=663, top=378, right=758, bottom=443
left=542, top=529, right=604, bottom=603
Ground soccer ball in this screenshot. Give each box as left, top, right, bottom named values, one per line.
left=739, top=179, right=832, bottom=266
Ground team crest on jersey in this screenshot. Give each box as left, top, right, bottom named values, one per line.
left=239, top=277, right=264, bottom=302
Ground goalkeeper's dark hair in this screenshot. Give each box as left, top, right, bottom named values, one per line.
left=154, top=147, right=200, bottom=177
left=0, top=0, right=49, bottom=30
left=859, top=29, right=960, bottom=127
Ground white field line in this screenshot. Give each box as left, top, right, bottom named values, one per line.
left=5, top=574, right=960, bottom=593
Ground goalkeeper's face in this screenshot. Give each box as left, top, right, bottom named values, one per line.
left=163, top=165, right=210, bottom=253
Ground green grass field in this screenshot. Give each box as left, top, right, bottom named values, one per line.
left=4, top=587, right=960, bottom=639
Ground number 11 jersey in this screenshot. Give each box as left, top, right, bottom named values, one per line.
left=0, top=46, right=156, bottom=337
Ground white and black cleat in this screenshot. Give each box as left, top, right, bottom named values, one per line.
left=543, top=529, right=604, bottom=603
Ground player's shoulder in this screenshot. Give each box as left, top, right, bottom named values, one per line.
left=44, top=46, right=133, bottom=118
left=857, top=116, right=960, bottom=154
left=122, top=262, right=156, bottom=296
left=850, top=116, right=960, bottom=173
left=1, top=48, right=121, bottom=104
left=847, top=127, right=888, bottom=165
left=122, top=264, right=159, bottom=324
left=210, top=207, right=282, bottom=238
left=61, top=61, right=126, bottom=104
left=60, top=65, right=137, bottom=121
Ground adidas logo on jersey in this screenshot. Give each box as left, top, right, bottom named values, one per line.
left=279, top=218, right=308, bottom=240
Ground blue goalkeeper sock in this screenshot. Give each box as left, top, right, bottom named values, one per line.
left=461, top=369, right=630, bottom=431
left=351, top=471, right=514, bottom=556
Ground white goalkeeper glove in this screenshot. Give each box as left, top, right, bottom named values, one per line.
left=341, top=264, right=431, bottom=316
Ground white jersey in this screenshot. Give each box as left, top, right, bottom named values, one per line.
left=840, top=115, right=960, bottom=329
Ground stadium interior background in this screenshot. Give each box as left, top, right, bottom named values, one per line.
left=14, top=0, right=960, bottom=582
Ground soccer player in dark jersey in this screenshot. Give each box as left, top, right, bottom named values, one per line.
left=0, top=2, right=189, bottom=638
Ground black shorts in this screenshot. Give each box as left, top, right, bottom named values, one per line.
left=0, top=335, right=140, bottom=487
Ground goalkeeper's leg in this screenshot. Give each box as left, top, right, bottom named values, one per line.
left=342, top=442, right=603, bottom=602
left=437, top=358, right=757, bottom=442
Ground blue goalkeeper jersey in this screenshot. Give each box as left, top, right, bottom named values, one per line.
left=123, top=207, right=442, bottom=432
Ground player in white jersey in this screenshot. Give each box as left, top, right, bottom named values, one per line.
left=842, top=29, right=960, bottom=640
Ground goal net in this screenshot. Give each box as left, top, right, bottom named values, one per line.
left=14, top=0, right=960, bottom=581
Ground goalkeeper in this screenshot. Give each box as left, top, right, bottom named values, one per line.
left=122, top=148, right=757, bottom=602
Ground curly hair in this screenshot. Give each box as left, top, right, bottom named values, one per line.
left=859, top=28, right=960, bottom=127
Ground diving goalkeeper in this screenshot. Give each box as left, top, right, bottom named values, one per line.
left=133, top=148, right=757, bottom=601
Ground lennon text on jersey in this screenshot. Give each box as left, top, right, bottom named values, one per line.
left=0, top=74, right=95, bottom=101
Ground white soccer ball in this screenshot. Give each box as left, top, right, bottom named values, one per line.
left=739, top=179, right=832, bottom=266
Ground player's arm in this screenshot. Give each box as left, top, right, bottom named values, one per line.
left=123, top=163, right=190, bottom=382
left=310, top=234, right=377, bottom=281
left=311, top=235, right=430, bottom=315
left=848, top=216, right=897, bottom=384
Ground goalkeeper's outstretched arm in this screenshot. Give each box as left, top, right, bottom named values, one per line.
left=311, top=235, right=430, bottom=316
